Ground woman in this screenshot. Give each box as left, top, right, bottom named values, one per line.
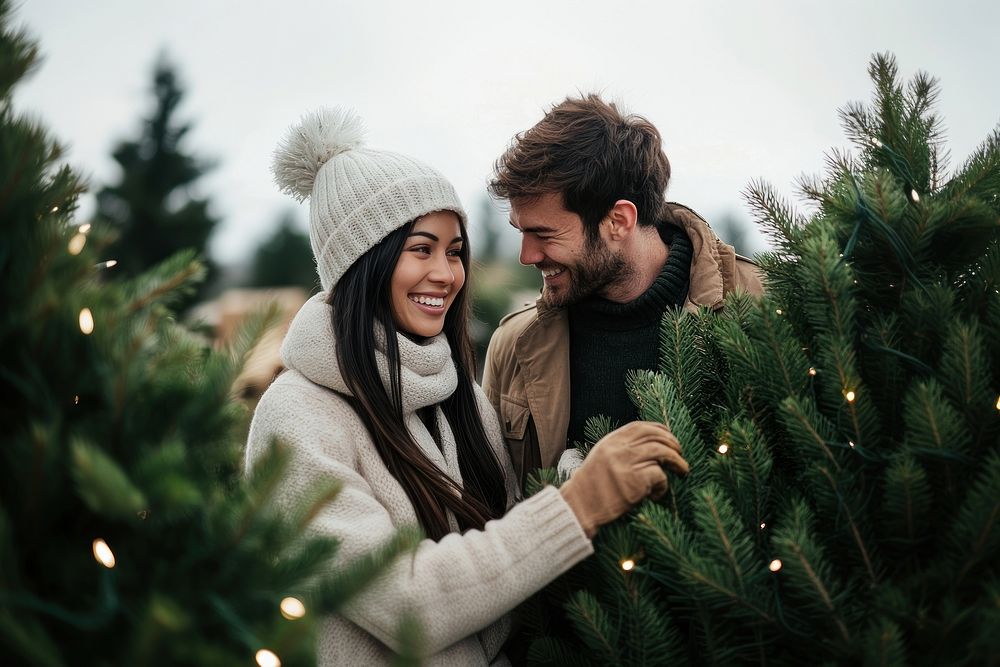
left=245, top=108, right=688, bottom=666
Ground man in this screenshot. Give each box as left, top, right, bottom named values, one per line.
left=483, top=94, right=764, bottom=489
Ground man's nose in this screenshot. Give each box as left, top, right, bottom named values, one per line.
left=519, top=236, right=543, bottom=266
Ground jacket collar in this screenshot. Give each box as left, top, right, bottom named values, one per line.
left=281, top=293, right=457, bottom=413
left=664, top=203, right=727, bottom=311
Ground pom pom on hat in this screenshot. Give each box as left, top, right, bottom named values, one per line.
left=272, top=107, right=366, bottom=201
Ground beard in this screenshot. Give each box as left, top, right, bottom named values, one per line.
left=541, top=236, right=632, bottom=308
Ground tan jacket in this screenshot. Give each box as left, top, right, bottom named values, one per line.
left=482, top=203, right=765, bottom=488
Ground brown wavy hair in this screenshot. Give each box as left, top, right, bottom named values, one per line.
left=328, top=219, right=508, bottom=541
left=489, top=93, right=671, bottom=241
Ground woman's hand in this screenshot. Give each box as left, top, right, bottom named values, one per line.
left=559, top=421, right=688, bottom=538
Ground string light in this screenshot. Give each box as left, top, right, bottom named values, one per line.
left=255, top=649, right=281, bottom=667
left=68, top=233, right=87, bottom=255
left=96, top=259, right=118, bottom=270
left=92, top=539, right=116, bottom=568
left=79, top=223, right=92, bottom=234
left=73, top=395, right=80, bottom=405
left=995, top=394, right=1000, bottom=411
left=808, top=367, right=817, bottom=376
left=620, top=558, right=636, bottom=572
left=718, top=443, right=730, bottom=455
left=280, top=597, right=306, bottom=620
left=849, top=440, right=856, bottom=449
left=79, top=308, right=95, bottom=335
left=759, top=522, right=767, bottom=530
left=910, top=189, right=920, bottom=202
left=768, top=559, right=783, bottom=572
left=50, top=205, right=60, bottom=213
left=775, top=308, right=783, bottom=315
left=844, top=389, right=856, bottom=403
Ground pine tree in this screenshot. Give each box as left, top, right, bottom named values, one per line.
left=249, top=212, right=318, bottom=292
left=95, top=54, right=218, bottom=310
left=0, top=6, right=415, bottom=665
left=527, top=54, right=1000, bottom=666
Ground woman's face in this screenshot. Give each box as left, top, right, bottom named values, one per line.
left=390, top=211, right=466, bottom=338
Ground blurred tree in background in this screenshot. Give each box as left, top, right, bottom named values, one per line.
left=95, top=54, right=218, bottom=311
left=0, top=6, right=416, bottom=664
left=469, top=196, right=540, bottom=374
left=713, top=211, right=756, bottom=258
left=249, top=211, right=318, bottom=293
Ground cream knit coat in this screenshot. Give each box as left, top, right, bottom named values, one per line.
left=245, top=294, right=593, bottom=665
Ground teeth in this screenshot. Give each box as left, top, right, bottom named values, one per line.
left=409, top=295, right=445, bottom=307
left=542, top=268, right=564, bottom=278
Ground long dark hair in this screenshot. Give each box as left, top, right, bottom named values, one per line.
left=329, top=218, right=508, bottom=540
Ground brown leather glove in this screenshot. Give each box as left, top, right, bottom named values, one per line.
left=560, top=421, right=688, bottom=538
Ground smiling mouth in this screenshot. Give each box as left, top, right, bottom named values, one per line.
left=541, top=267, right=565, bottom=278
left=408, top=295, right=446, bottom=308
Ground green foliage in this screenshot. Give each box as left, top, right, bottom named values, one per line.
left=94, top=53, right=219, bottom=311
left=0, top=8, right=415, bottom=665
left=529, top=53, right=1000, bottom=665
left=249, top=211, right=319, bottom=292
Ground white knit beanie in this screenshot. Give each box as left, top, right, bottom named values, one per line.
left=272, top=108, right=468, bottom=291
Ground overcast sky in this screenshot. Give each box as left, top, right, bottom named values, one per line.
left=14, top=0, right=1000, bottom=264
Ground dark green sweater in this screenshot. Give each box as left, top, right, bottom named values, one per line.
left=566, top=224, right=692, bottom=446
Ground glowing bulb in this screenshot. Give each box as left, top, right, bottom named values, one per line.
left=99, top=259, right=118, bottom=269
left=995, top=395, right=1000, bottom=411
left=79, top=308, right=94, bottom=335
left=844, top=390, right=856, bottom=403
left=92, top=538, right=116, bottom=568
left=68, top=233, right=87, bottom=255
left=620, top=559, right=636, bottom=572
left=255, top=649, right=281, bottom=667
left=775, top=308, right=783, bottom=315
left=760, top=522, right=766, bottom=530
left=280, top=597, right=306, bottom=620
left=808, top=367, right=817, bottom=376
left=718, top=444, right=730, bottom=455
left=79, top=223, right=92, bottom=234
left=768, top=559, right=782, bottom=572
left=50, top=205, right=60, bottom=213
left=849, top=440, right=856, bottom=449
left=910, top=189, right=920, bottom=202
left=73, top=395, right=79, bottom=405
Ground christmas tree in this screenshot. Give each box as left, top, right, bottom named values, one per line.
left=0, top=5, right=415, bottom=665
left=95, top=54, right=219, bottom=310
left=526, top=54, right=1000, bottom=666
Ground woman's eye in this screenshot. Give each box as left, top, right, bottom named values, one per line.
left=447, top=248, right=463, bottom=257
left=409, top=245, right=431, bottom=254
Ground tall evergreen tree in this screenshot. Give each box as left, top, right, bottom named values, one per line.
left=95, top=54, right=218, bottom=308
left=249, top=212, right=318, bottom=292
left=0, top=6, right=414, bottom=665
left=527, top=54, right=1000, bottom=666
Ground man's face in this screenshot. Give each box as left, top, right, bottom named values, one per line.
left=510, top=193, right=627, bottom=308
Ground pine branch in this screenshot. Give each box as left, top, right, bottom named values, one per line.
left=772, top=501, right=852, bottom=646
left=949, top=453, right=1000, bottom=588
left=814, top=465, right=878, bottom=587
left=565, top=591, right=623, bottom=666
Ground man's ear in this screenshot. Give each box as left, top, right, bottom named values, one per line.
left=603, top=199, right=638, bottom=241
